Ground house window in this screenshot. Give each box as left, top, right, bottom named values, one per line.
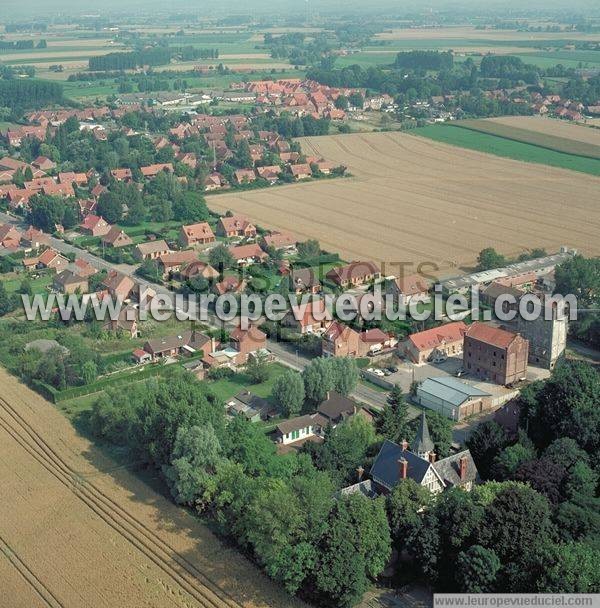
left=291, top=429, right=300, bottom=440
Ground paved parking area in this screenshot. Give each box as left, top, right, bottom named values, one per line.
left=382, top=355, right=551, bottom=394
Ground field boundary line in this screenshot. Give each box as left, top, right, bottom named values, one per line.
left=0, top=534, right=64, bottom=608
left=0, top=396, right=243, bottom=608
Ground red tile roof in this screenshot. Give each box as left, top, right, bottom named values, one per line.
left=465, top=322, right=520, bottom=349
left=408, top=321, right=467, bottom=352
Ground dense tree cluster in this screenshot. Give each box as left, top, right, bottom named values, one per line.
left=0, top=79, right=63, bottom=111
left=395, top=50, right=454, bottom=71
left=88, top=49, right=173, bottom=71
left=554, top=255, right=600, bottom=347
left=89, top=368, right=390, bottom=606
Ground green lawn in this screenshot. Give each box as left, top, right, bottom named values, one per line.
left=206, top=362, right=288, bottom=403
left=412, top=124, right=600, bottom=177
left=2, top=273, right=53, bottom=295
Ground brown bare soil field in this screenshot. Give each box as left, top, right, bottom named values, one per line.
left=0, top=367, right=308, bottom=608
left=207, top=132, right=600, bottom=273
left=486, top=116, right=600, bottom=147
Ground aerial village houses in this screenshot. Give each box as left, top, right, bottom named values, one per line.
left=134, top=240, right=171, bottom=261
left=102, top=270, right=135, bottom=301
left=274, top=391, right=372, bottom=446
left=80, top=214, right=111, bottom=237
left=102, top=227, right=134, bottom=249
left=288, top=267, right=322, bottom=295
left=326, top=261, right=381, bottom=288
left=179, top=261, right=219, bottom=282
left=179, top=222, right=216, bottom=248
left=159, top=250, right=198, bottom=279
left=463, top=322, right=529, bottom=386
left=261, top=231, right=297, bottom=252
left=229, top=326, right=267, bottom=365
left=216, top=215, right=256, bottom=238
left=228, top=243, right=268, bottom=266
left=401, top=321, right=468, bottom=364
left=36, top=248, right=69, bottom=272
left=53, top=270, right=89, bottom=295
left=386, top=274, right=430, bottom=307
left=283, top=299, right=332, bottom=334
left=0, top=224, right=22, bottom=249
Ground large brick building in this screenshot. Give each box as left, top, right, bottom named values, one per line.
left=463, top=322, right=528, bottom=386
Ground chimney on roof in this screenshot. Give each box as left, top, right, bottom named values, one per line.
left=353, top=405, right=357, bottom=416
left=210, top=337, right=216, bottom=353
left=325, top=390, right=330, bottom=400
left=398, top=457, right=408, bottom=479
left=429, top=452, right=437, bottom=464
left=356, top=466, right=364, bottom=481
left=459, top=455, right=468, bottom=482
left=401, top=439, right=408, bottom=452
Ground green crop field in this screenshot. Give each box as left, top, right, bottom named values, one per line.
left=412, top=124, right=600, bottom=176
left=336, top=52, right=396, bottom=67
left=515, top=50, right=600, bottom=69
left=455, top=119, right=600, bottom=160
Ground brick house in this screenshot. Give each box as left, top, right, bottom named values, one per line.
left=322, top=321, right=362, bottom=357
left=158, top=250, right=198, bottom=278
left=179, top=261, right=219, bottom=282
left=326, top=261, right=381, bottom=288
left=283, top=299, right=332, bottom=334
left=53, top=270, right=89, bottom=294
left=179, top=222, right=216, bottom=248
left=37, top=248, right=69, bottom=272
left=134, top=240, right=171, bottom=261
left=228, top=243, right=268, bottom=266
left=102, top=270, right=135, bottom=300
left=80, top=214, right=111, bottom=237
left=0, top=223, right=22, bottom=249
left=216, top=215, right=256, bottom=238
left=101, top=227, right=133, bottom=248
left=230, top=326, right=267, bottom=364
left=463, top=322, right=529, bottom=386
left=402, top=321, right=467, bottom=364
left=386, top=274, right=430, bottom=307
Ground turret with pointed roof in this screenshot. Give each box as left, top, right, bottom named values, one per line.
left=413, top=412, right=434, bottom=459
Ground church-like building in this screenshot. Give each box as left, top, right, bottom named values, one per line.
left=340, top=413, right=479, bottom=499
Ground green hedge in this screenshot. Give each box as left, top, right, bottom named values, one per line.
left=43, top=364, right=171, bottom=403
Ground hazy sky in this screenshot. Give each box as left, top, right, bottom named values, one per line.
left=3, top=0, right=599, bottom=19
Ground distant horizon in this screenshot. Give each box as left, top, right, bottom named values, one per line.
left=2, top=0, right=600, bottom=20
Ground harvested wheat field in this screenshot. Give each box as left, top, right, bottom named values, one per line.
left=208, top=132, right=600, bottom=274
left=0, top=368, right=308, bottom=608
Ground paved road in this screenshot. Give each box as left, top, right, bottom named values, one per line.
left=2, top=212, right=394, bottom=413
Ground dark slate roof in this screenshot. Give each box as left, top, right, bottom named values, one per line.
left=432, top=450, right=478, bottom=487
left=413, top=412, right=434, bottom=455
left=234, top=390, right=278, bottom=418
left=338, top=479, right=377, bottom=499
left=317, top=391, right=356, bottom=424
left=370, top=440, right=431, bottom=490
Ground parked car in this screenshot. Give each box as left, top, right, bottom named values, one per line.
left=382, top=369, right=392, bottom=376
left=372, top=369, right=385, bottom=377
left=455, top=368, right=465, bottom=377
left=387, top=366, right=398, bottom=373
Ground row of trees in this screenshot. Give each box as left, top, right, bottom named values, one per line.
left=89, top=369, right=391, bottom=606
left=89, top=48, right=172, bottom=71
